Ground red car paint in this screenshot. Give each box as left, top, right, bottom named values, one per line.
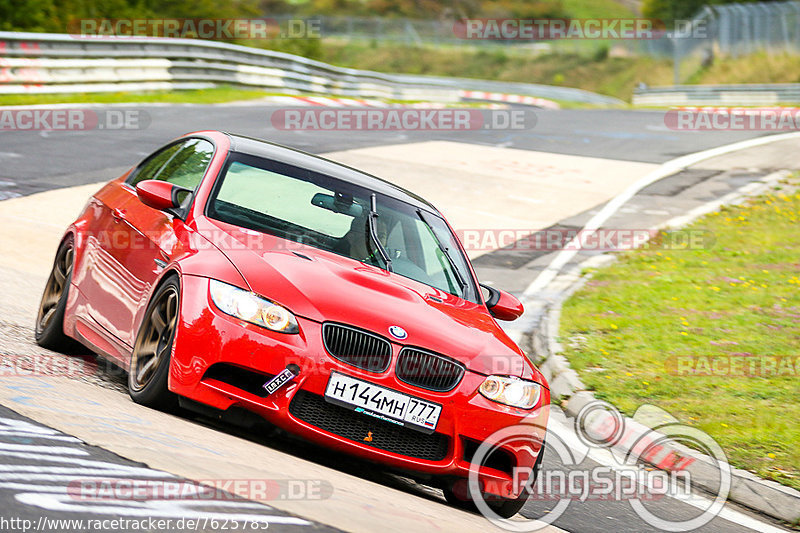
left=59, top=131, right=550, bottom=497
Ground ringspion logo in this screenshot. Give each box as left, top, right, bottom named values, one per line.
left=470, top=401, right=730, bottom=531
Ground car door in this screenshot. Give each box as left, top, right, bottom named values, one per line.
left=79, top=141, right=185, bottom=350
left=87, top=138, right=214, bottom=348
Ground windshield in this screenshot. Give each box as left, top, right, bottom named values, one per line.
left=207, top=153, right=478, bottom=302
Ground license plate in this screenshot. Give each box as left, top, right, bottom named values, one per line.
left=324, top=372, right=442, bottom=434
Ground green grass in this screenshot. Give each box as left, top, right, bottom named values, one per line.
left=0, top=86, right=279, bottom=106
left=0, top=88, right=520, bottom=108
left=311, top=41, right=675, bottom=100
left=685, top=52, right=800, bottom=85
left=313, top=43, right=800, bottom=103
left=562, top=0, right=635, bottom=19
left=559, top=180, right=800, bottom=490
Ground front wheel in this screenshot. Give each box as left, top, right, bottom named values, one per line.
left=35, top=236, right=79, bottom=351
left=443, top=478, right=531, bottom=520
left=443, top=441, right=545, bottom=519
left=128, top=277, right=180, bottom=410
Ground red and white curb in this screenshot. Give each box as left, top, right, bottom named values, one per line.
left=261, top=95, right=508, bottom=109
left=459, top=90, right=560, bottom=109
left=268, top=96, right=390, bottom=107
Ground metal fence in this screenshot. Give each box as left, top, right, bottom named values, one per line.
left=708, top=1, right=800, bottom=56
left=280, top=3, right=800, bottom=84
left=633, top=83, right=800, bottom=105
left=661, top=2, right=800, bottom=82
left=280, top=2, right=800, bottom=58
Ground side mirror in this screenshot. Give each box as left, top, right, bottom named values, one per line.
left=481, top=284, right=524, bottom=321
left=136, top=180, right=180, bottom=211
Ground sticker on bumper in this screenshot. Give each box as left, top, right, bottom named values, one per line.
left=263, top=367, right=297, bottom=395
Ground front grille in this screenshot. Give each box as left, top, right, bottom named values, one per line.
left=322, top=323, right=392, bottom=373
left=396, top=348, right=465, bottom=392
left=289, top=390, right=449, bottom=461
left=203, top=363, right=274, bottom=397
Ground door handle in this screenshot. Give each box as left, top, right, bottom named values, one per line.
left=111, top=208, right=126, bottom=222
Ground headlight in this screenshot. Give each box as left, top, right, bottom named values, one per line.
left=479, top=376, right=541, bottom=409
left=209, top=280, right=299, bottom=334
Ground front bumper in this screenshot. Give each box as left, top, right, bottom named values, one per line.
left=170, top=276, right=550, bottom=497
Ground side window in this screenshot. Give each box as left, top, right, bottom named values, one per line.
left=129, top=142, right=183, bottom=187
left=156, top=139, right=214, bottom=191
left=128, top=139, right=214, bottom=190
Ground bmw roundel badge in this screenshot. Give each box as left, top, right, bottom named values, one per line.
left=388, top=325, right=407, bottom=340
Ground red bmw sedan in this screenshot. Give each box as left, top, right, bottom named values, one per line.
left=35, top=130, right=550, bottom=517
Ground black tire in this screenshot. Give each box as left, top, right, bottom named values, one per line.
left=35, top=236, right=80, bottom=351
left=128, top=276, right=180, bottom=410
left=444, top=440, right=545, bottom=519
left=484, top=485, right=531, bottom=519
left=442, top=479, right=478, bottom=512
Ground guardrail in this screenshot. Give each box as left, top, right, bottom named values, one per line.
left=0, top=31, right=623, bottom=105
left=633, top=83, right=800, bottom=106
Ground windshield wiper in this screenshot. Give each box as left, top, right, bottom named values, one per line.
left=416, top=209, right=466, bottom=292
left=368, top=194, right=393, bottom=272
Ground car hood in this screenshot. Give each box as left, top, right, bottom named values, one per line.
left=196, top=219, right=544, bottom=382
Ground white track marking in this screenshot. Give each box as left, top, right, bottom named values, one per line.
left=0, top=430, right=81, bottom=442
left=521, top=131, right=800, bottom=298
left=0, top=443, right=88, bottom=454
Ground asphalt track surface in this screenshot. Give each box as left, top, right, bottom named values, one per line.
left=0, top=102, right=795, bottom=533
left=0, top=105, right=773, bottom=199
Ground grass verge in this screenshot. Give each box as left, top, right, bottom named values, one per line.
left=275, top=42, right=800, bottom=102
left=0, top=86, right=279, bottom=106
left=559, top=178, right=800, bottom=490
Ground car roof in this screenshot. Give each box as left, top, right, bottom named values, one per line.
left=224, top=133, right=438, bottom=212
